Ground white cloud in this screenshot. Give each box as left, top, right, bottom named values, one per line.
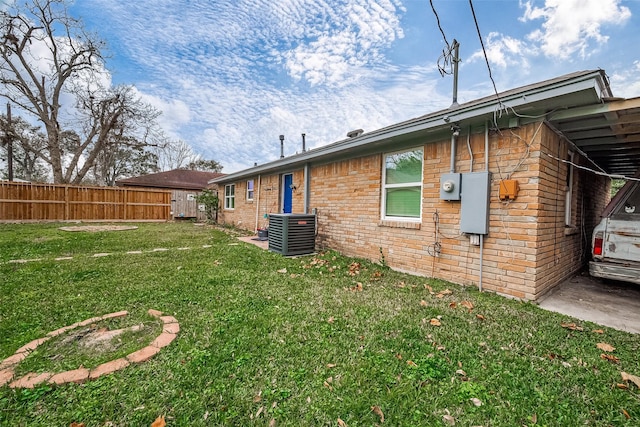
left=519, top=0, right=631, bottom=58
left=282, top=0, right=405, bottom=87
left=135, top=91, right=191, bottom=136
left=467, top=32, right=533, bottom=70
left=608, top=61, right=640, bottom=98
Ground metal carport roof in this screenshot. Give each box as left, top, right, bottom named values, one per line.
left=548, top=97, right=640, bottom=177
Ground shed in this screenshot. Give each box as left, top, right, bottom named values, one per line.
left=117, top=169, right=224, bottom=220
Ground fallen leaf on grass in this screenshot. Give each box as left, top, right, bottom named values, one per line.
left=407, top=360, right=418, bottom=367
left=460, top=301, right=474, bottom=311
left=470, top=398, right=482, bottom=407
left=435, top=289, right=452, bottom=298
left=327, top=316, right=335, bottom=324
left=596, top=342, right=615, bottom=352
left=622, top=372, right=640, bottom=388
left=449, top=301, right=457, bottom=309
left=327, top=363, right=337, bottom=368
left=455, top=369, right=467, bottom=376
left=622, top=409, right=630, bottom=419
left=371, top=406, right=385, bottom=423
left=617, top=383, right=629, bottom=389
left=592, top=329, right=604, bottom=334
left=256, top=406, right=264, bottom=417
left=350, top=283, right=363, bottom=292
left=420, top=300, right=428, bottom=307
left=269, top=419, right=276, bottom=427
left=70, top=423, right=85, bottom=427
left=476, top=314, right=485, bottom=321
left=150, top=416, right=166, bottom=427
left=600, top=354, right=620, bottom=364
left=561, top=322, right=584, bottom=331
left=348, top=262, right=361, bottom=276
left=424, top=284, right=433, bottom=292
left=442, top=414, right=455, bottom=425
left=277, top=268, right=287, bottom=274
left=430, top=318, right=442, bottom=326
left=337, top=418, right=348, bottom=427
left=253, top=391, right=262, bottom=402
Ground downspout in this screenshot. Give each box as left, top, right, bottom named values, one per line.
left=255, top=174, right=262, bottom=232
left=303, top=163, right=311, bottom=214
left=450, top=133, right=457, bottom=173
left=478, top=121, right=490, bottom=292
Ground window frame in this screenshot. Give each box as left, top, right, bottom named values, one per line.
left=246, top=179, right=254, bottom=201
left=224, top=184, right=235, bottom=210
left=565, top=151, right=574, bottom=226
left=381, top=148, right=424, bottom=222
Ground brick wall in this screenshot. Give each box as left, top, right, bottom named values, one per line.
left=217, top=170, right=307, bottom=230
left=218, top=121, right=610, bottom=300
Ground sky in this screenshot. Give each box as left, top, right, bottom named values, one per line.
left=65, top=0, right=640, bottom=173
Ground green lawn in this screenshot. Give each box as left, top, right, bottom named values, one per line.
left=0, top=222, right=639, bottom=426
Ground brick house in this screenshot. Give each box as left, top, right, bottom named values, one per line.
left=209, top=70, right=640, bottom=300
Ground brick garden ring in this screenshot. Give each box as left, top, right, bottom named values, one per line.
left=0, top=309, right=179, bottom=389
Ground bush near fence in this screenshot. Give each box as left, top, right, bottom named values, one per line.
left=0, top=181, right=171, bottom=222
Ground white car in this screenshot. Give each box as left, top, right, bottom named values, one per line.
left=590, top=180, right=640, bottom=285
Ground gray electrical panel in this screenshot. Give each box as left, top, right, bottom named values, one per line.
left=440, top=173, right=462, bottom=201
left=460, top=172, right=491, bottom=234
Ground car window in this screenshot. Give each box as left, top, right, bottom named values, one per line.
left=612, top=182, right=640, bottom=219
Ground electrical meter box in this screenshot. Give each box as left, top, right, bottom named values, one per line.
left=460, top=171, right=491, bottom=234
left=440, top=173, right=462, bottom=201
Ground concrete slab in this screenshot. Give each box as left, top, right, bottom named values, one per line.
left=238, top=236, right=269, bottom=250
left=538, top=273, right=640, bottom=334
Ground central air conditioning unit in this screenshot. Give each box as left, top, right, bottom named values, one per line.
left=268, top=213, right=316, bottom=256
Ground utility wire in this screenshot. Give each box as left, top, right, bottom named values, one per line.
left=469, top=0, right=502, bottom=104
left=430, top=0, right=457, bottom=76
left=430, top=0, right=450, bottom=48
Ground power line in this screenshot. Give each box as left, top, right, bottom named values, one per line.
left=468, top=0, right=501, bottom=104
left=429, top=0, right=450, bottom=48
left=429, top=0, right=458, bottom=77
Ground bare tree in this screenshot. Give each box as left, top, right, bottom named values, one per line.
left=187, top=158, right=223, bottom=173
left=0, top=0, right=161, bottom=184
left=0, top=113, right=49, bottom=181
left=152, top=138, right=199, bottom=171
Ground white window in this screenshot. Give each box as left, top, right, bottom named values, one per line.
left=247, top=180, right=254, bottom=201
left=382, top=148, right=423, bottom=220
left=224, top=184, right=235, bottom=210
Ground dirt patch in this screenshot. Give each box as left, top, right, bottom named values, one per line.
left=58, top=324, right=145, bottom=353
left=59, top=225, right=138, bottom=232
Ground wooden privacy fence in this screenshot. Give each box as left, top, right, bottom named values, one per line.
left=0, top=181, right=171, bottom=222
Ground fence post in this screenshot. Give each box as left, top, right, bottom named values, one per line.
left=64, top=185, right=69, bottom=220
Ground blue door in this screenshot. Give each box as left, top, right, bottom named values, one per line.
left=283, top=174, right=293, bottom=213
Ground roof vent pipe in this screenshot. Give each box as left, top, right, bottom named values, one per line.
left=347, top=129, right=364, bottom=138
left=279, top=134, right=284, bottom=159
left=301, top=133, right=306, bottom=152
